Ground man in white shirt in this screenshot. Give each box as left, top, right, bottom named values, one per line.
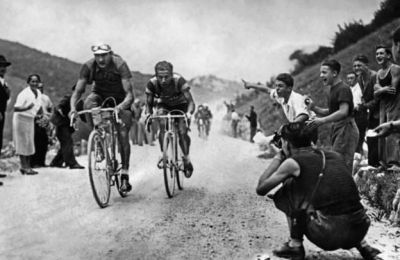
left=243, top=73, right=313, bottom=122
left=347, top=72, right=363, bottom=109
left=243, top=73, right=317, bottom=142
left=347, top=71, right=367, bottom=158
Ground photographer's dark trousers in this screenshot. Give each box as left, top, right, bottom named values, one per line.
left=273, top=181, right=370, bottom=250
left=30, top=123, right=49, bottom=166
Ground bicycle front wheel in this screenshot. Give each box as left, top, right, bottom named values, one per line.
left=88, top=130, right=111, bottom=208
left=176, top=136, right=184, bottom=190
left=113, top=138, right=127, bottom=198
left=163, top=133, right=176, bottom=198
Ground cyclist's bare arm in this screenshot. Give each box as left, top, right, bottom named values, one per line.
left=118, top=79, right=134, bottom=110
left=146, top=93, right=155, bottom=114
left=183, top=90, right=195, bottom=114
left=70, top=78, right=87, bottom=116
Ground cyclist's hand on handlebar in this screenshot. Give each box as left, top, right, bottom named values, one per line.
left=68, top=109, right=76, bottom=119
left=115, top=104, right=123, bottom=114
left=69, top=110, right=77, bottom=127
left=114, top=105, right=124, bottom=124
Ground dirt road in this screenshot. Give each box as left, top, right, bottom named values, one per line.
left=0, top=108, right=398, bottom=260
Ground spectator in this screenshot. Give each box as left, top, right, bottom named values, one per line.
left=353, top=54, right=379, bottom=167
left=245, top=105, right=257, bottom=142
left=371, top=28, right=400, bottom=142
left=373, top=45, right=400, bottom=168
left=49, top=85, right=84, bottom=169
left=223, top=100, right=235, bottom=113
left=256, top=122, right=382, bottom=260
left=0, top=55, right=11, bottom=184
left=347, top=71, right=367, bottom=159
left=0, top=55, right=11, bottom=157
left=13, top=74, right=43, bottom=175
left=307, top=59, right=359, bottom=170
left=231, top=109, right=240, bottom=138
left=31, top=82, right=53, bottom=167
left=243, top=73, right=317, bottom=143
left=243, top=74, right=313, bottom=123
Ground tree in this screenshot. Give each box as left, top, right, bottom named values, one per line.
left=332, top=20, right=370, bottom=53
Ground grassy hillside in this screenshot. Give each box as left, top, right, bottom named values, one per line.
left=236, top=18, right=400, bottom=146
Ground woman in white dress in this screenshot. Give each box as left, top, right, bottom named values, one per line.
left=13, top=74, right=43, bottom=175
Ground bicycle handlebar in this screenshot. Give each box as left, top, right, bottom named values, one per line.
left=70, top=107, right=122, bottom=128
left=145, top=110, right=190, bottom=132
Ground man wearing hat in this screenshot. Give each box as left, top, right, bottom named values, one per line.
left=69, top=43, right=134, bottom=193
left=0, top=55, right=11, bottom=184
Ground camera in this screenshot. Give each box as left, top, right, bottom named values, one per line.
left=271, top=131, right=282, bottom=149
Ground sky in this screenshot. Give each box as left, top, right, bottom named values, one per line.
left=0, top=0, right=382, bottom=81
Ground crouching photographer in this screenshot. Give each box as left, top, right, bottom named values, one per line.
left=256, top=122, right=382, bottom=260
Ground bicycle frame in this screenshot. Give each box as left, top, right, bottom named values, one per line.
left=157, top=113, right=186, bottom=165
left=73, top=107, right=120, bottom=174
left=148, top=110, right=189, bottom=197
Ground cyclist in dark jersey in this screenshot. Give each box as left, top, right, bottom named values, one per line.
left=69, top=43, right=134, bottom=192
left=145, top=61, right=195, bottom=177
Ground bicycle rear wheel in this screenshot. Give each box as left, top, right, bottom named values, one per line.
left=199, top=124, right=206, bottom=140
left=163, top=133, right=176, bottom=198
left=88, top=130, right=111, bottom=208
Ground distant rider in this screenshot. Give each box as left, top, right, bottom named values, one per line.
left=194, top=104, right=212, bottom=137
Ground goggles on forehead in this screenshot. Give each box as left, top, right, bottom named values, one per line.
left=91, top=44, right=111, bottom=54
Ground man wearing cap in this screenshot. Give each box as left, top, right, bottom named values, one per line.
left=69, top=44, right=134, bottom=192
left=0, top=55, right=11, bottom=184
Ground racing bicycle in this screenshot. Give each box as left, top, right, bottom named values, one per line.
left=147, top=110, right=189, bottom=198
left=71, top=98, right=127, bottom=208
